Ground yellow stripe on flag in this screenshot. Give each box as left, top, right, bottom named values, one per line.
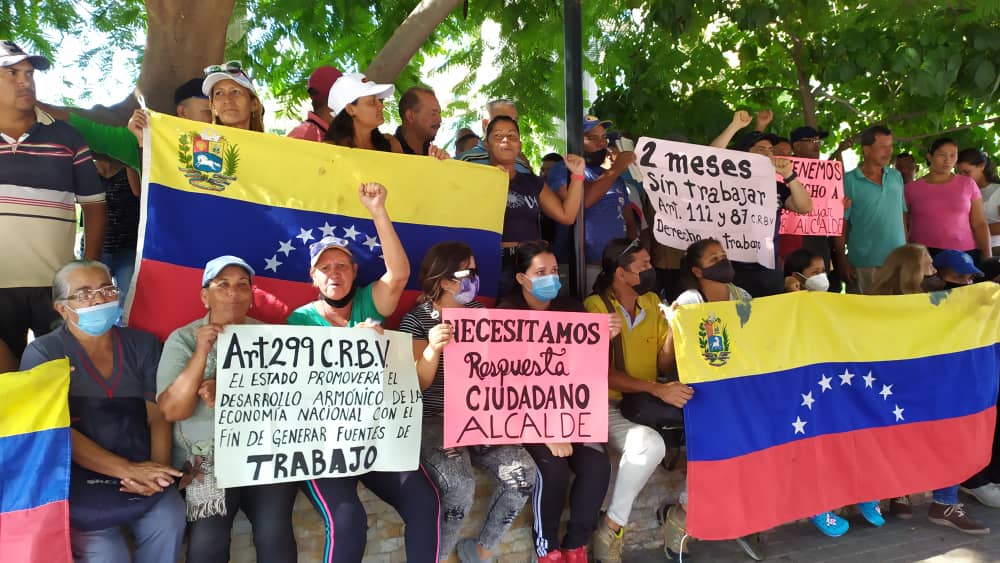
left=0, top=358, right=71, bottom=438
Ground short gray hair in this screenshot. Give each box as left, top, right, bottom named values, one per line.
left=52, top=260, right=112, bottom=302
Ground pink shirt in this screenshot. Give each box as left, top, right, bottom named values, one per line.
left=905, top=174, right=981, bottom=251
left=287, top=112, right=328, bottom=142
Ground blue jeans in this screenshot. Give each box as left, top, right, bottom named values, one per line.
left=933, top=485, right=960, bottom=505
left=70, top=487, right=185, bottom=563
left=101, top=249, right=137, bottom=307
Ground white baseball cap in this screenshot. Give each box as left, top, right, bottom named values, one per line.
left=202, top=61, right=257, bottom=97
left=328, top=73, right=394, bottom=116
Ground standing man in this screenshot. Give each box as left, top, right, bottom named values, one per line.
left=894, top=152, right=918, bottom=184
left=0, top=40, right=105, bottom=360
left=288, top=65, right=342, bottom=142
left=835, top=125, right=906, bottom=294
left=395, top=86, right=442, bottom=155
left=456, top=98, right=532, bottom=173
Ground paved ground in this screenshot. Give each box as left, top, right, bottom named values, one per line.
left=629, top=498, right=1000, bottom=562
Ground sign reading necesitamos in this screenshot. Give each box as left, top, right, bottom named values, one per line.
left=213, top=325, right=421, bottom=487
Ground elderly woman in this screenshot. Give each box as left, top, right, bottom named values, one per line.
left=156, top=256, right=298, bottom=563
left=287, top=182, right=439, bottom=563
left=20, top=260, right=185, bottom=563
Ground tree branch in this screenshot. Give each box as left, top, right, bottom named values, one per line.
left=894, top=117, right=1000, bottom=142
left=363, top=0, right=465, bottom=83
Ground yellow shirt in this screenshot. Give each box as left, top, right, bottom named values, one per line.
left=584, top=292, right=668, bottom=400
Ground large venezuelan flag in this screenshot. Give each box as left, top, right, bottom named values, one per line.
left=0, top=358, right=72, bottom=562
left=126, top=112, right=508, bottom=339
left=671, top=284, right=1000, bottom=540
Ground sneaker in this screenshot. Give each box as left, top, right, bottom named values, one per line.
left=735, top=534, right=765, bottom=561
left=538, top=550, right=566, bottom=562
left=560, top=545, right=588, bottom=563
left=591, top=522, right=624, bottom=563
left=961, top=483, right=1000, bottom=508
left=810, top=512, right=849, bottom=537
left=657, top=504, right=689, bottom=558
left=928, top=502, right=991, bottom=535
left=857, top=501, right=885, bottom=527
left=889, top=496, right=914, bottom=520
left=456, top=538, right=491, bottom=563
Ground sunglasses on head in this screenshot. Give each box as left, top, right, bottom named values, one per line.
left=204, top=60, right=246, bottom=76
left=453, top=268, right=478, bottom=279
left=618, top=238, right=641, bottom=259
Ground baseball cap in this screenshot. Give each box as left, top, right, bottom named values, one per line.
left=309, top=236, right=353, bottom=267
left=0, top=40, right=50, bottom=70
left=735, top=131, right=781, bottom=151
left=790, top=126, right=829, bottom=143
left=583, top=115, right=613, bottom=133
left=173, top=78, right=207, bottom=106
left=202, top=61, right=256, bottom=97
left=307, top=66, right=343, bottom=100
left=328, top=73, right=394, bottom=117
left=202, top=255, right=255, bottom=287
left=932, top=250, right=984, bottom=277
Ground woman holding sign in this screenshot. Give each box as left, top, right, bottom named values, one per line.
left=399, top=241, right=539, bottom=563
left=497, top=241, right=617, bottom=563
left=287, top=183, right=441, bottom=563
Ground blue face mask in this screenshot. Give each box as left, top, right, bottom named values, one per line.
left=529, top=274, right=561, bottom=301
left=69, top=301, right=121, bottom=336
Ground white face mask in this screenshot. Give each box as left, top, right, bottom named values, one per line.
left=802, top=272, right=830, bottom=292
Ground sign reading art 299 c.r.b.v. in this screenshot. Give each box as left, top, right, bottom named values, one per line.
left=637, top=137, right=778, bottom=269
left=213, top=325, right=422, bottom=488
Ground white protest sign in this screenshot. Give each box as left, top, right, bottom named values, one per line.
left=637, top=137, right=778, bottom=268
left=213, top=325, right=422, bottom=488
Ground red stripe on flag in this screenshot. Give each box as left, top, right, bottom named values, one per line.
left=686, top=407, right=996, bottom=540
left=0, top=500, right=71, bottom=563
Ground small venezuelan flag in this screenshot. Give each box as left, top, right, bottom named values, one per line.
left=671, top=284, right=1000, bottom=540
left=127, top=112, right=509, bottom=339
left=0, top=358, right=72, bottom=561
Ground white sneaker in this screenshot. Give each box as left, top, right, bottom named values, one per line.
left=961, top=483, right=1000, bottom=508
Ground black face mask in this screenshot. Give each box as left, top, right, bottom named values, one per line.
left=585, top=148, right=608, bottom=167
left=632, top=268, right=657, bottom=295
left=322, top=283, right=357, bottom=309
left=921, top=275, right=946, bottom=292
left=944, top=280, right=971, bottom=290
left=700, top=259, right=736, bottom=284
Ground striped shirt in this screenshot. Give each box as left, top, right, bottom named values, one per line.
left=0, top=108, right=104, bottom=287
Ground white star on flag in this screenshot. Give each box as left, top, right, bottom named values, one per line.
left=792, top=416, right=807, bottom=435
left=276, top=240, right=295, bottom=257
left=363, top=235, right=381, bottom=251
left=893, top=404, right=905, bottom=421
left=818, top=374, right=833, bottom=392
left=319, top=222, right=337, bottom=237
left=863, top=371, right=876, bottom=388
left=296, top=227, right=315, bottom=244
left=879, top=384, right=893, bottom=400
left=264, top=255, right=282, bottom=272
left=801, top=391, right=815, bottom=410
left=838, top=369, right=855, bottom=386
left=342, top=225, right=360, bottom=240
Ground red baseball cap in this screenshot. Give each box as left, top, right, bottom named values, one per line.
left=307, top=66, right=343, bottom=99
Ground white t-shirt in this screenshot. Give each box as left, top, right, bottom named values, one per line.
left=982, top=183, right=1000, bottom=246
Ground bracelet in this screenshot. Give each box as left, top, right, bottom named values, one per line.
left=571, top=173, right=585, bottom=181
left=783, top=172, right=798, bottom=184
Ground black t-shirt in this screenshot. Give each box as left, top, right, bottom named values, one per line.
left=502, top=172, right=544, bottom=243
left=394, top=126, right=430, bottom=156
left=102, top=168, right=140, bottom=254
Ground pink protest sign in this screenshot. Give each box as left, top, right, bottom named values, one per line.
left=442, top=308, right=609, bottom=448
left=779, top=157, right=845, bottom=236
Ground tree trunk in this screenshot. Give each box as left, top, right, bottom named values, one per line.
left=76, top=0, right=236, bottom=125
left=363, top=0, right=465, bottom=83
left=789, top=37, right=818, bottom=128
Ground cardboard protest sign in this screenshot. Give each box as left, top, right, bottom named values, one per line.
left=779, top=158, right=845, bottom=236
left=637, top=137, right=778, bottom=268
left=213, top=325, right=421, bottom=487
left=442, top=308, right=609, bottom=448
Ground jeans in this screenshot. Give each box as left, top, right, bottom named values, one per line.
left=933, top=485, right=960, bottom=505
left=101, top=249, right=137, bottom=307
left=71, top=487, right=185, bottom=563
left=185, top=482, right=298, bottom=563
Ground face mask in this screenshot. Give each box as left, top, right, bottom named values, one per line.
left=69, top=301, right=120, bottom=336
left=944, top=280, right=971, bottom=290
left=529, top=274, right=561, bottom=301
left=922, top=275, right=946, bottom=292
left=700, top=259, right=735, bottom=284
left=802, top=272, right=830, bottom=292
left=322, top=283, right=357, bottom=309
left=453, top=275, right=480, bottom=305
left=632, top=268, right=657, bottom=295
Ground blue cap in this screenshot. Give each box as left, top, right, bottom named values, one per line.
left=932, top=250, right=984, bottom=276
left=202, top=255, right=255, bottom=287
left=583, top=115, right=613, bottom=133
left=309, top=236, right=353, bottom=267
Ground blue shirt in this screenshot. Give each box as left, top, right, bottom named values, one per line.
left=548, top=160, right=627, bottom=263
left=843, top=166, right=907, bottom=268
left=455, top=140, right=533, bottom=174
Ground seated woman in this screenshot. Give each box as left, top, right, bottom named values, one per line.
left=871, top=244, right=989, bottom=535
left=496, top=241, right=618, bottom=562
left=398, top=241, right=537, bottom=563
left=287, top=182, right=439, bottom=563
left=157, top=255, right=298, bottom=563
left=783, top=248, right=829, bottom=292
left=21, top=260, right=185, bottom=563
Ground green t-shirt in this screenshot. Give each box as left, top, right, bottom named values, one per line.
left=286, top=283, right=383, bottom=326
left=68, top=113, right=141, bottom=171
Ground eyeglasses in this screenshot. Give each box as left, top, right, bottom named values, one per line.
left=65, top=285, right=119, bottom=302
left=453, top=268, right=479, bottom=279
left=490, top=132, right=520, bottom=143
left=204, top=61, right=247, bottom=76
left=618, top=238, right=642, bottom=259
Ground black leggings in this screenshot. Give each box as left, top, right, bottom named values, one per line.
left=185, top=482, right=298, bottom=563
left=303, top=469, right=440, bottom=563
left=525, top=443, right=612, bottom=555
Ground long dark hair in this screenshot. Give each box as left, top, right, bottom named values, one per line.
left=325, top=108, right=392, bottom=151
left=417, top=242, right=474, bottom=303
left=958, top=148, right=1000, bottom=183
left=513, top=240, right=554, bottom=274
left=927, top=137, right=958, bottom=156
left=592, top=238, right=646, bottom=297
left=783, top=248, right=820, bottom=277
left=679, top=238, right=722, bottom=291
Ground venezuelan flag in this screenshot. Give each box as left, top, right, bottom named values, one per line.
left=126, top=112, right=508, bottom=339
left=0, top=358, right=72, bottom=561
left=671, top=284, right=1000, bottom=540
